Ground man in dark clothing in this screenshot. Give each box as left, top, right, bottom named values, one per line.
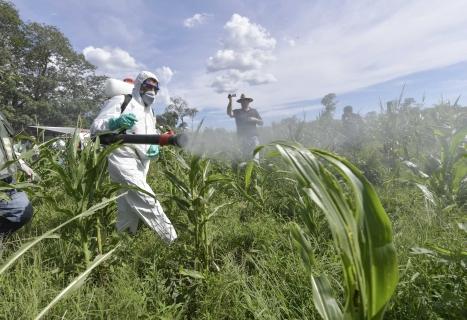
left=227, top=93, right=263, bottom=161
left=341, top=105, right=364, bottom=150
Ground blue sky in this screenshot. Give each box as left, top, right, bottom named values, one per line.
left=11, top=0, right=467, bottom=129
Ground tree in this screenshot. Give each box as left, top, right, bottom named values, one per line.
left=0, top=1, right=106, bottom=130
left=156, top=111, right=178, bottom=129
left=0, top=0, right=26, bottom=118
left=165, top=96, right=198, bottom=130
left=319, top=93, right=337, bottom=119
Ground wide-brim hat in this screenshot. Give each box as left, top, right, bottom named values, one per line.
left=237, top=93, right=253, bottom=103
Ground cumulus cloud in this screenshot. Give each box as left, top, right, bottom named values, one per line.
left=206, top=14, right=277, bottom=93
left=222, top=14, right=276, bottom=50
left=154, top=66, right=175, bottom=106
left=83, top=46, right=143, bottom=77
left=207, top=49, right=275, bottom=71
left=184, top=13, right=210, bottom=28
left=210, top=70, right=276, bottom=93
left=82, top=47, right=174, bottom=107
left=178, top=1, right=467, bottom=124
left=155, top=66, right=174, bottom=84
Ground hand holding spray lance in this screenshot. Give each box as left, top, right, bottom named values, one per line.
left=226, top=93, right=236, bottom=118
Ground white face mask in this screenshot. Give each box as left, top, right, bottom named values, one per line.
left=141, top=91, right=156, bottom=106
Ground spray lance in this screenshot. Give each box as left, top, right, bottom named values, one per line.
left=98, top=130, right=189, bottom=148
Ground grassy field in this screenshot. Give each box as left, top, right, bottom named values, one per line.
left=0, top=103, right=466, bottom=319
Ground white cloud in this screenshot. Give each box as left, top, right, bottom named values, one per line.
left=222, top=14, right=276, bottom=50
left=210, top=70, right=276, bottom=93
left=283, top=37, right=297, bottom=47
left=83, top=46, right=143, bottom=77
left=183, top=13, right=210, bottom=28
left=159, top=1, right=467, bottom=126
left=207, top=49, right=275, bottom=71
left=154, top=66, right=175, bottom=106
left=266, top=0, right=467, bottom=104
left=206, top=14, right=277, bottom=93
left=155, top=66, right=174, bottom=84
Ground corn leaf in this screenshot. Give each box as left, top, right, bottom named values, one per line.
left=272, top=142, right=398, bottom=320
left=0, top=194, right=123, bottom=275
left=311, top=275, right=343, bottom=320
left=34, top=244, right=120, bottom=320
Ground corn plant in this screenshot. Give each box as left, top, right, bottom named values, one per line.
left=163, top=149, right=228, bottom=273
left=263, top=142, right=398, bottom=320
left=0, top=131, right=125, bottom=318
left=224, top=160, right=265, bottom=210
left=401, top=126, right=467, bottom=208
left=35, top=129, right=121, bottom=265
left=0, top=194, right=121, bottom=275
left=428, top=127, right=467, bottom=206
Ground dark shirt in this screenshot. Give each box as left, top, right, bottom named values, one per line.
left=232, top=108, right=262, bottom=137
left=342, top=112, right=363, bottom=129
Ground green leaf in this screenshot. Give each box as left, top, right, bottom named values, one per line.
left=179, top=268, right=205, bottom=280
left=448, top=127, right=467, bottom=156
left=290, top=223, right=315, bottom=274
left=206, top=202, right=233, bottom=221
left=0, top=194, right=124, bottom=275
left=244, top=160, right=255, bottom=190
left=269, top=142, right=398, bottom=320
left=34, top=244, right=120, bottom=320
left=311, top=275, right=343, bottom=320
left=415, top=183, right=436, bottom=205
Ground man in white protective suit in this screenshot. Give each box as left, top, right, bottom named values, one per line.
left=91, top=71, right=177, bottom=243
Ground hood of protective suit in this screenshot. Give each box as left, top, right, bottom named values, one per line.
left=132, top=71, right=159, bottom=107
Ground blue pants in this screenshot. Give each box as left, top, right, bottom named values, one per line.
left=0, top=189, right=33, bottom=236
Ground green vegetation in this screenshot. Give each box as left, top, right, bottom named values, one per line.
left=1, top=1, right=466, bottom=319
left=1, top=101, right=465, bottom=318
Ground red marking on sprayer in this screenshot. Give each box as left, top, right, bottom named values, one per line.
left=159, top=131, right=175, bottom=146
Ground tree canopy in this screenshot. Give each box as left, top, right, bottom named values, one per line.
left=157, top=96, right=198, bottom=130
left=0, top=0, right=106, bottom=131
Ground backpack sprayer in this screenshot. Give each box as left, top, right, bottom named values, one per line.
left=98, top=131, right=188, bottom=148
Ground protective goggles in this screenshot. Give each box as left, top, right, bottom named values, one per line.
left=141, top=81, right=160, bottom=91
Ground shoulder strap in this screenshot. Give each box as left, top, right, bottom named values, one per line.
left=120, top=94, right=132, bottom=114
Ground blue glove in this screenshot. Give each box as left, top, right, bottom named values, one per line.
left=147, top=145, right=159, bottom=158
left=108, top=113, right=137, bottom=131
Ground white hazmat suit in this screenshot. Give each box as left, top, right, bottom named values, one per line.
left=91, top=71, right=177, bottom=243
